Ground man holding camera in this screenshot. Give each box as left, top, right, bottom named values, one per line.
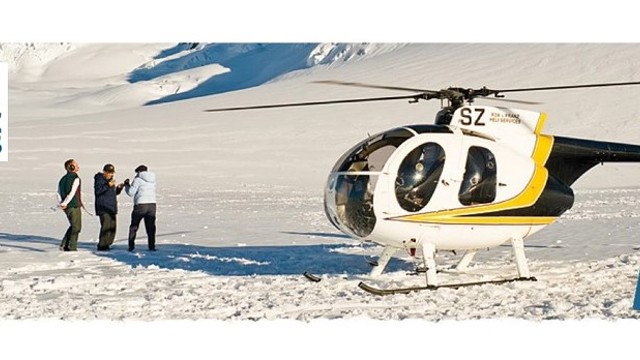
left=124, top=165, right=157, bottom=252
left=94, top=163, right=124, bottom=251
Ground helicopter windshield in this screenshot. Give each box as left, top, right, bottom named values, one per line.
left=325, top=128, right=415, bottom=238
left=332, top=128, right=415, bottom=172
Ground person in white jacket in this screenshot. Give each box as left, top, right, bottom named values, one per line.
left=124, top=165, right=157, bottom=251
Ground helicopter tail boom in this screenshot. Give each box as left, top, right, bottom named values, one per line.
left=546, top=136, right=640, bottom=186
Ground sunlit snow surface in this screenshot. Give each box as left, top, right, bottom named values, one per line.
left=1, top=186, right=640, bottom=320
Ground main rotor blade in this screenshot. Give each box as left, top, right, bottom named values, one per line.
left=496, top=81, right=640, bottom=94
left=203, top=94, right=425, bottom=112
left=313, top=80, right=440, bottom=95
left=478, top=97, right=542, bottom=105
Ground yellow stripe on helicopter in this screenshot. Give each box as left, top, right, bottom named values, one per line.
left=395, top=216, right=557, bottom=225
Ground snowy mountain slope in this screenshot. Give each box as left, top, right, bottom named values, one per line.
left=2, top=42, right=405, bottom=119
left=3, top=43, right=640, bottom=325
left=6, top=43, right=640, bottom=190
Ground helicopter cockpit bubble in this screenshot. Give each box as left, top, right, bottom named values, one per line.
left=330, top=128, right=415, bottom=172
left=324, top=128, right=415, bottom=238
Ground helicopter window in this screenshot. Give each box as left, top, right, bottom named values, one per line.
left=459, top=146, right=497, bottom=206
left=332, top=128, right=414, bottom=173
left=395, top=142, right=446, bottom=212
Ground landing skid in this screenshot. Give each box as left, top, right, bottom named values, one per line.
left=303, top=272, right=322, bottom=283
left=358, top=276, right=537, bottom=296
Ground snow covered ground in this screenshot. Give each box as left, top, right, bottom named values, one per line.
left=3, top=42, right=640, bottom=357
left=2, top=186, right=640, bottom=321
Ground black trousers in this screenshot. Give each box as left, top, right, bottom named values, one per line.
left=98, top=213, right=117, bottom=249
left=128, top=203, right=156, bottom=250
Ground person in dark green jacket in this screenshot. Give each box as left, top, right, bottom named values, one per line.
left=57, top=159, right=83, bottom=251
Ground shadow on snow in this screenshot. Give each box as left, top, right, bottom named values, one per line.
left=0, top=232, right=59, bottom=252
left=129, top=43, right=319, bottom=105
left=96, top=242, right=412, bottom=276
left=0, top=232, right=412, bottom=276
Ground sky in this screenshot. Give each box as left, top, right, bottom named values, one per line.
left=1, top=1, right=638, bottom=42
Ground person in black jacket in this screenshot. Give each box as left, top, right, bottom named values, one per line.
left=94, top=164, right=124, bottom=251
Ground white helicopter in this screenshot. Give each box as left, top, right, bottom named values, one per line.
left=206, top=80, right=640, bottom=295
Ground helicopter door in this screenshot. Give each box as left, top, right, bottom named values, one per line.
left=458, top=146, right=497, bottom=206
left=394, top=142, right=446, bottom=212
